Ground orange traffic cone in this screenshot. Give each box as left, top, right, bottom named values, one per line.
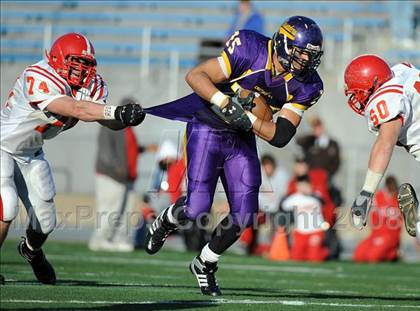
left=268, top=227, right=290, bottom=261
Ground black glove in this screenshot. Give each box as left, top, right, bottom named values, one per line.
left=351, top=190, right=374, bottom=230
left=210, top=92, right=254, bottom=131
left=236, top=90, right=256, bottom=111
left=115, top=103, right=145, bottom=126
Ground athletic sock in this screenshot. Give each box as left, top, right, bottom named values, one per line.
left=199, top=243, right=220, bottom=263
left=166, top=204, right=178, bottom=225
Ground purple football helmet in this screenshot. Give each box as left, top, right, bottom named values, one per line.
left=273, top=16, right=323, bottom=80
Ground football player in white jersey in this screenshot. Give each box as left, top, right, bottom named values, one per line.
left=0, top=33, right=145, bottom=284
left=344, top=54, right=419, bottom=243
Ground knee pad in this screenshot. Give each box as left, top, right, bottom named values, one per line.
left=1, top=176, right=19, bottom=222
left=28, top=201, right=56, bottom=235
left=29, top=160, right=56, bottom=201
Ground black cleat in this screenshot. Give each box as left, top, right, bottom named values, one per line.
left=398, top=183, right=419, bottom=237
left=145, top=205, right=177, bottom=255
left=0, top=274, right=4, bottom=285
left=17, top=237, right=56, bottom=285
left=189, top=256, right=222, bottom=296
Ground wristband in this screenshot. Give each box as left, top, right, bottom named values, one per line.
left=246, top=111, right=257, bottom=125
left=362, top=169, right=383, bottom=193
left=210, top=91, right=228, bottom=108
left=103, top=105, right=117, bottom=120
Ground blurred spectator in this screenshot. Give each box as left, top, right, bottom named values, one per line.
left=259, top=154, right=289, bottom=214
left=287, top=157, right=341, bottom=259
left=89, top=98, right=157, bottom=252
left=282, top=175, right=329, bottom=262
left=133, top=140, right=197, bottom=250
left=353, top=176, right=403, bottom=263
left=240, top=154, right=289, bottom=255
left=227, top=0, right=265, bottom=37
left=149, top=140, right=184, bottom=211
left=296, top=117, right=343, bottom=211
left=198, top=0, right=265, bottom=63
left=296, top=117, right=340, bottom=179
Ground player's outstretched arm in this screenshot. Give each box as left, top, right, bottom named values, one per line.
left=249, top=108, right=301, bottom=147
left=350, top=117, right=402, bottom=229
left=367, top=118, right=402, bottom=177
left=47, top=96, right=145, bottom=126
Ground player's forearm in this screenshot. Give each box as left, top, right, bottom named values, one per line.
left=367, top=137, right=395, bottom=175
left=247, top=112, right=297, bottom=148
left=250, top=117, right=276, bottom=141
left=48, top=96, right=108, bottom=121
left=73, top=100, right=109, bottom=121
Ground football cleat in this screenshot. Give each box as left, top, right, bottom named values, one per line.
left=145, top=205, right=177, bottom=255
left=17, top=237, right=56, bottom=285
left=0, top=274, right=4, bottom=285
left=397, top=183, right=419, bottom=237
left=189, top=256, right=222, bottom=296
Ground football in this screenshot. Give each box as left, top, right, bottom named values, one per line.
left=239, top=89, right=273, bottom=121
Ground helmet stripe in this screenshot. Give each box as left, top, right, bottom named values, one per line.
left=279, top=26, right=295, bottom=40
left=82, top=35, right=91, bottom=55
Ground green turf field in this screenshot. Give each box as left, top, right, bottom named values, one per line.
left=1, top=239, right=419, bottom=310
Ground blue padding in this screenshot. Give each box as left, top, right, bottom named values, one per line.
left=0, top=52, right=197, bottom=67
left=6, top=1, right=387, bottom=13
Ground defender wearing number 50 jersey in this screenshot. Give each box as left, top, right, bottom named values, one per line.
left=0, top=33, right=145, bottom=285
left=144, top=16, right=324, bottom=296
left=344, top=55, right=420, bottom=243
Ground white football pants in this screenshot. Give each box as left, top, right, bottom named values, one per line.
left=0, top=149, right=56, bottom=234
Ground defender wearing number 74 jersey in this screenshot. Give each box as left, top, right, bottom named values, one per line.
left=344, top=55, right=420, bottom=243
left=0, top=32, right=145, bottom=285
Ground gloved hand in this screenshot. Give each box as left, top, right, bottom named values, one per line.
left=235, top=90, right=256, bottom=111
left=351, top=190, right=374, bottom=230
left=115, top=103, right=145, bottom=126
left=210, top=91, right=255, bottom=131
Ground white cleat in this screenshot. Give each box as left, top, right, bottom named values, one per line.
left=397, top=183, right=418, bottom=237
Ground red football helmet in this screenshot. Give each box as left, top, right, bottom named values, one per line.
left=46, top=33, right=97, bottom=88
left=344, top=54, right=393, bottom=115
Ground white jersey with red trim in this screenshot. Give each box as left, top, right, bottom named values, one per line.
left=364, top=63, right=420, bottom=161
left=0, top=60, right=107, bottom=159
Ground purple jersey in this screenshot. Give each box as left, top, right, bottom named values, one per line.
left=145, top=30, right=323, bottom=130
left=221, top=30, right=323, bottom=107
left=195, top=30, right=323, bottom=129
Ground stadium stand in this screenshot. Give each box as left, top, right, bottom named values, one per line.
left=2, top=0, right=406, bottom=68
left=1, top=0, right=419, bottom=199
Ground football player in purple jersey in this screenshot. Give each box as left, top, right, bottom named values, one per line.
left=144, top=16, right=324, bottom=296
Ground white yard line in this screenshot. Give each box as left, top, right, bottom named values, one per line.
left=47, top=254, right=334, bottom=274
left=2, top=299, right=420, bottom=309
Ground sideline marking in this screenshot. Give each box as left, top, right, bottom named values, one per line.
left=3, top=299, right=420, bottom=309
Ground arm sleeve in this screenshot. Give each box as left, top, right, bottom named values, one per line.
left=269, top=117, right=296, bottom=148
left=23, top=70, right=66, bottom=111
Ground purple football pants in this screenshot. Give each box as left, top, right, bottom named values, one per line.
left=184, top=122, right=261, bottom=227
